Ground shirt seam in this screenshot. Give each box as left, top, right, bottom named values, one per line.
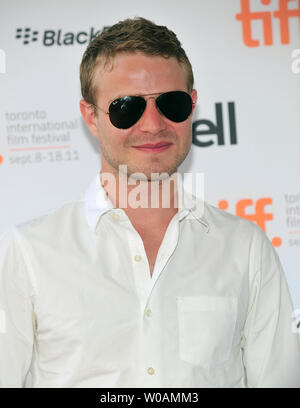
left=14, top=227, right=38, bottom=298
left=243, top=227, right=266, bottom=388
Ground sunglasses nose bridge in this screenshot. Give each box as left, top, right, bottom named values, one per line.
left=137, top=96, right=166, bottom=132
left=145, top=95, right=168, bottom=117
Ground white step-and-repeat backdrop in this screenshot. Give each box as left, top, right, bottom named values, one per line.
left=0, top=0, right=299, bottom=317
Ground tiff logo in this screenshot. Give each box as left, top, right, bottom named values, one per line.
left=236, top=198, right=273, bottom=232
left=0, top=49, right=5, bottom=73
left=16, top=27, right=39, bottom=45
left=236, top=0, right=300, bottom=46
left=219, top=197, right=282, bottom=247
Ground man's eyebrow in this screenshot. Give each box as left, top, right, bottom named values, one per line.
left=108, top=91, right=167, bottom=102
left=107, top=94, right=128, bottom=104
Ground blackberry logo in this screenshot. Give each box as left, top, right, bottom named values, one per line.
left=15, top=26, right=109, bottom=46
left=16, top=28, right=39, bottom=44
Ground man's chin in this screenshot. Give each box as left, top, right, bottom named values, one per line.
left=126, top=168, right=178, bottom=182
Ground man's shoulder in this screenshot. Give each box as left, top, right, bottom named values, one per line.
left=200, top=202, right=276, bottom=273
left=14, top=197, right=85, bottom=240
left=202, top=200, right=266, bottom=241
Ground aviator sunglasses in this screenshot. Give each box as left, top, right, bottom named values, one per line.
left=92, top=91, right=194, bottom=129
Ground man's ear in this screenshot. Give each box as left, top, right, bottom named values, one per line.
left=190, top=89, right=197, bottom=112
left=80, top=99, right=98, bottom=138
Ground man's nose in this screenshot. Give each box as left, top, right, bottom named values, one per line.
left=137, top=98, right=167, bottom=134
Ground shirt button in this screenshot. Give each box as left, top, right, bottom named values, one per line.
left=112, top=213, right=120, bottom=221
left=134, top=255, right=142, bottom=262
left=147, top=367, right=155, bottom=375
left=145, top=309, right=152, bottom=317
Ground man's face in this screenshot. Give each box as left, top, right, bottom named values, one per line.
left=81, top=52, right=197, bottom=180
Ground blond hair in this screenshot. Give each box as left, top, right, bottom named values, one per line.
left=80, top=17, right=194, bottom=107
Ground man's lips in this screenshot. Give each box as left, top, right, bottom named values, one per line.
left=132, top=141, right=173, bottom=152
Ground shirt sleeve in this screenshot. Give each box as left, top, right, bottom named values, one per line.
left=0, top=227, right=35, bottom=388
left=242, top=226, right=300, bottom=388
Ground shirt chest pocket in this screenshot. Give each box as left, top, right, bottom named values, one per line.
left=177, top=296, right=238, bottom=369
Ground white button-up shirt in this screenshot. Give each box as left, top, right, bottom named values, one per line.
left=0, top=174, right=300, bottom=388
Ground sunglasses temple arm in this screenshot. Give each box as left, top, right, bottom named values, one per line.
left=90, top=103, right=109, bottom=115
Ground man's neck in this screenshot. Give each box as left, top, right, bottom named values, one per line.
left=99, top=167, right=180, bottom=277
left=99, top=168, right=180, bottom=228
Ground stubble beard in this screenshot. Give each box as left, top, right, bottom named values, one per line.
left=99, top=135, right=192, bottom=182
left=101, top=146, right=191, bottom=182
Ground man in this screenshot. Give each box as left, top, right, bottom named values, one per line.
left=0, top=17, right=300, bottom=388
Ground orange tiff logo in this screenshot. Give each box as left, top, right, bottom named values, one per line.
left=236, top=0, right=300, bottom=46
left=218, top=197, right=282, bottom=247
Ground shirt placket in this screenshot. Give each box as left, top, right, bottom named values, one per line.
left=123, top=212, right=185, bottom=386
left=116, top=218, right=159, bottom=386
left=124, top=221, right=151, bottom=314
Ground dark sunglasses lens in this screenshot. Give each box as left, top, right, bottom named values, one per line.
left=109, top=96, right=146, bottom=129
left=156, top=91, right=192, bottom=122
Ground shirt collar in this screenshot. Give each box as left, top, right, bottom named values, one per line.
left=83, top=173, right=210, bottom=233
left=83, top=173, right=114, bottom=231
